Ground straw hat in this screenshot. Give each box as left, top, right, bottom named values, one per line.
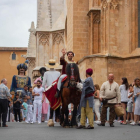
left=45, top=59, right=59, bottom=68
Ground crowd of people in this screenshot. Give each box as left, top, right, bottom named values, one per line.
left=0, top=74, right=140, bottom=128
left=77, top=74, right=140, bottom=129
left=0, top=49, right=140, bottom=129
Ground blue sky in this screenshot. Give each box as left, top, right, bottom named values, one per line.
left=0, top=0, right=37, bottom=47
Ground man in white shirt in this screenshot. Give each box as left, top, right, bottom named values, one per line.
left=98, top=74, right=121, bottom=127
left=42, top=59, right=60, bottom=126
left=32, top=80, right=45, bottom=124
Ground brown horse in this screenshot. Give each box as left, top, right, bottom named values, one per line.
left=60, top=63, right=81, bottom=128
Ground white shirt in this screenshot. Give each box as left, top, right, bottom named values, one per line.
left=33, top=87, right=44, bottom=101
left=100, top=81, right=121, bottom=104
left=128, top=92, right=133, bottom=104
left=119, top=84, right=128, bottom=102
left=42, top=70, right=60, bottom=89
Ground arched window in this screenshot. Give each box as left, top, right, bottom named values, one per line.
left=138, top=0, right=140, bottom=48
left=12, top=52, right=16, bottom=60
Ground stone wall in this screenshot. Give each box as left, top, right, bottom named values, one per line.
left=108, top=57, right=140, bottom=85
left=78, top=55, right=107, bottom=86
left=67, top=0, right=89, bottom=61
left=78, top=55, right=140, bottom=87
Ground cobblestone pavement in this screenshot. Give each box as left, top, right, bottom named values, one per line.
left=0, top=122, right=139, bottom=140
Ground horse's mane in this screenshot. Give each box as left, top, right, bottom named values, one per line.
left=66, top=63, right=81, bottom=82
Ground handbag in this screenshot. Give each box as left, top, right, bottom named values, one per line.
left=114, top=104, right=124, bottom=117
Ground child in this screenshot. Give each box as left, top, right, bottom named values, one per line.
left=13, top=93, right=21, bottom=122
left=22, top=97, right=28, bottom=122
left=127, top=85, right=134, bottom=123
left=77, top=68, right=95, bottom=129
left=26, top=86, right=33, bottom=124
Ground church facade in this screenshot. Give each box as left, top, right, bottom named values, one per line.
left=27, top=0, right=140, bottom=85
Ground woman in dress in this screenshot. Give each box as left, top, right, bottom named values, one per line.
left=120, top=77, right=129, bottom=125
left=130, top=78, right=140, bottom=125
left=94, top=84, right=101, bottom=124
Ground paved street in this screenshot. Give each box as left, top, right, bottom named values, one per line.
left=0, top=122, right=139, bottom=140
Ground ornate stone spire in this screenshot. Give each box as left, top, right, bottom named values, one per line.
left=27, top=21, right=36, bottom=57
left=36, top=0, right=52, bottom=31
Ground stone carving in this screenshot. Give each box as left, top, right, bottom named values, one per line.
left=52, top=32, right=64, bottom=45
left=101, top=0, right=122, bottom=10
left=28, top=58, right=36, bottom=68
left=101, top=0, right=108, bottom=9
left=110, top=0, right=120, bottom=9
left=93, top=13, right=100, bottom=24
left=39, top=33, right=49, bottom=46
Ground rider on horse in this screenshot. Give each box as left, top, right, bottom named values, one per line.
left=55, top=49, right=76, bottom=98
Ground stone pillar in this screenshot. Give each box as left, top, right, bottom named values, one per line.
left=88, top=11, right=93, bottom=55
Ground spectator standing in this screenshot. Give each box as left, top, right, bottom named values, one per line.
left=98, top=74, right=121, bottom=127
left=20, top=85, right=29, bottom=121
left=33, top=80, right=45, bottom=124
left=120, top=77, right=129, bottom=125
left=131, top=78, right=140, bottom=125
left=0, top=79, right=12, bottom=127
left=94, top=84, right=101, bottom=124
left=22, top=97, right=28, bottom=121
left=127, top=85, right=134, bottom=123
left=13, top=93, right=21, bottom=122
left=26, top=86, right=33, bottom=124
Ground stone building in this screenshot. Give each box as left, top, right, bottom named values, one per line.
left=0, top=47, right=27, bottom=88
left=27, top=0, right=140, bottom=86
left=27, top=0, right=66, bottom=82
left=66, top=0, right=140, bottom=86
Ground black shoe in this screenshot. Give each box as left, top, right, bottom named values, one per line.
left=77, top=125, right=85, bottom=129
left=55, top=90, right=60, bottom=98
left=98, top=123, right=105, bottom=126
left=86, top=125, right=94, bottom=129
left=0, top=123, right=1, bottom=127
left=110, top=124, right=114, bottom=127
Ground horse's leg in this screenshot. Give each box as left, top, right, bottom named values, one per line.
left=47, top=107, right=54, bottom=127
left=71, top=105, right=78, bottom=128
left=49, top=108, right=53, bottom=119
left=55, top=106, right=60, bottom=122
left=60, top=108, right=64, bottom=126
left=64, top=105, right=69, bottom=127
left=60, top=103, right=66, bottom=127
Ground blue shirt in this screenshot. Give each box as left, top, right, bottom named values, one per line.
left=22, top=102, right=28, bottom=112
left=0, top=83, right=11, bottom=99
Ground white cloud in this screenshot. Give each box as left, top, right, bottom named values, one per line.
left=0, top=0, right=37, bottom=47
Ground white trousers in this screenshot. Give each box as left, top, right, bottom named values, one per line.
left=57, top=74, right=67, bottom=90
left=20, top=109, right=24, bottom=120
left=94, top=99, right=101, bottom=121
left=33, top=100, right=42, bottom=123
left=46, top=104, right=55, bottom=122
left=26, top=105, right=33, bottom=122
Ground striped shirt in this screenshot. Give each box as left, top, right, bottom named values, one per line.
left=0, top=83, right=11, bottom=99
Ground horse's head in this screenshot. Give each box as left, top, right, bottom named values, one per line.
left=66, top=63, right=80, bottom=88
